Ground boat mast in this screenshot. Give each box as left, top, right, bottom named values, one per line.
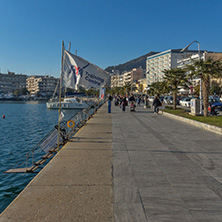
left=51, top=78, right=60, bottom=101
left=57, top=41, right=65, bottom=151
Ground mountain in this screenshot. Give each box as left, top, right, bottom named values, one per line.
left=105, top=51, right=159, bottom=74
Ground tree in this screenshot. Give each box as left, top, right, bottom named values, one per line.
left=108, top=86, right=123, bottom=96
left=21, top=88, right=28, bottom=95
left=122, top=83, right=130, bottom=95
left=187, top=57, right=222, bottom=116
left=13, top=88, right=28, bottom=96
left=86, top=88, right=99, bottom=97
left=139, top=84, right=144, bottom=93
left=148, top=81, right=168, bottom=96
left=163, top=68, right=190, bottom=110
left=194, top=84, right=200, bottom=96
left=210, top=82, right=222, bottom=95
left=13, top=89, right=21, bottom=96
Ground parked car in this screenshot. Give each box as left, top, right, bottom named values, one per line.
left=163, top=96, right=169, bottom=104
left=180, top=97, right=192, bottom=107
left=166, top=96, right=180, bottom=105
left=159, top=96, right=164, bottom=102
left=148, top=96, right=154, bottom=103
left=209, top=98, right=222, bottom=111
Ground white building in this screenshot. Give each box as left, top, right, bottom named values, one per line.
left=177, top=52, right=205, bottom=91
left=177, top=52, right=205, bottom=69
left=146, top=49, right=199, bottom=85
left=177, top=51, right=222, bottom=92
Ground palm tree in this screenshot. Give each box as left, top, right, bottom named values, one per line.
left=148, top=81, right=168, bottom=96
left=123, top=83, right=131, bottom=95
left=123, top=82, right=137, bottom=95
left=163, top=68, right=190, bottom=110
left=187, top=57, right=222, bottom=116
left=139, top=84, right=144, bottom=94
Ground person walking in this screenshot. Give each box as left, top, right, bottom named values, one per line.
left=122, top=96, right=127, bottom=111
left=153, top=94, right=162, bottom=115
left=144, top=95, right=149, bottom=108
left=108, top=95, right=112, bottom=113
left=137, top=96, right=141, bottom=107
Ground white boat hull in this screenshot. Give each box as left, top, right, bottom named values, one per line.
left=46, top=101, right=89, bottom=109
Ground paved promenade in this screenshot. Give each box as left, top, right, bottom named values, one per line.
left=1, top=102, right=222, bottom=221
left=112, top=104, right=222, bottom=222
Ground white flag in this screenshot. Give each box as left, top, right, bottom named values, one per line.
left=62, top=50, right=109, bottom=90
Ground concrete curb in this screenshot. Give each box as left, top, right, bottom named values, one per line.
left=163, top=111, right=222, bottom=136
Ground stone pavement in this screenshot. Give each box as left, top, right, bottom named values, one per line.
left=112, top=103, right=222, bottom=222
left=1, top=102, right=222, bottom=222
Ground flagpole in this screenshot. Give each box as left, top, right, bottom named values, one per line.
left=57, top=41, right=65, bottom=151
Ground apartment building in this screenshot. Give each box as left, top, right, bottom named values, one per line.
left=118, top=74, right=124, bottom=87
left=123, top=71, right=132, bottom=85
left=177, top=51, right=222, bottom=87
left=111, top=68, right=144, bottom=88
left=26, top=75, right=59, bottom=96
left=146, top=49, right=200, bottom=85
left=0, top=72, right=27, bottom=93
left=177, top=52, right=205, bottom=89
left=110, top=74, right=119, bottom=88
left=177, top=52, right=204, bottom=69
left=132, top=68, right=145, bottom=83
left=206, top=52, right=222, bottom=87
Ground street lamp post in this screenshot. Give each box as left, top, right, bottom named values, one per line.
left=180, top=40, right=203, bottom=115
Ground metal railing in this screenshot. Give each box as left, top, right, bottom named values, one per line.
left=4, top=99, right=105, bottom=173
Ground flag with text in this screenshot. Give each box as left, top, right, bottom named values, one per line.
left=62, top=50, right=109, bottom=90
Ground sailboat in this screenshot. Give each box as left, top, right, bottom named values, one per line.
left=47, top=44, right=108, bottom=109
left=46, top=96, right=90, bottom=109
left=46, top=74, right=93, bottom=109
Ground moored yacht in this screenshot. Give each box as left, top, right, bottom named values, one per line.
left=46, top=97, right=90, bottom=109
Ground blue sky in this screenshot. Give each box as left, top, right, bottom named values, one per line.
left=0, top=0, right=222, bottom=77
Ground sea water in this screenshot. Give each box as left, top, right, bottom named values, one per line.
left=0, top=101, right=78, bottom=213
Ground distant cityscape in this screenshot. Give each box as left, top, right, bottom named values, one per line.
left=0, top=72, right=59, bottom=100
left=1, top=47, right=222, bottom=100
left=110, top=48, right=222, bottom=94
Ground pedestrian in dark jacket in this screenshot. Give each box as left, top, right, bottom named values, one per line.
left=153, top=95, right=162, bottom=114
left=122, top=96, right=127, bottom=111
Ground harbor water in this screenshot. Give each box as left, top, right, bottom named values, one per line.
left=0, top=101, right=79, bottom=213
